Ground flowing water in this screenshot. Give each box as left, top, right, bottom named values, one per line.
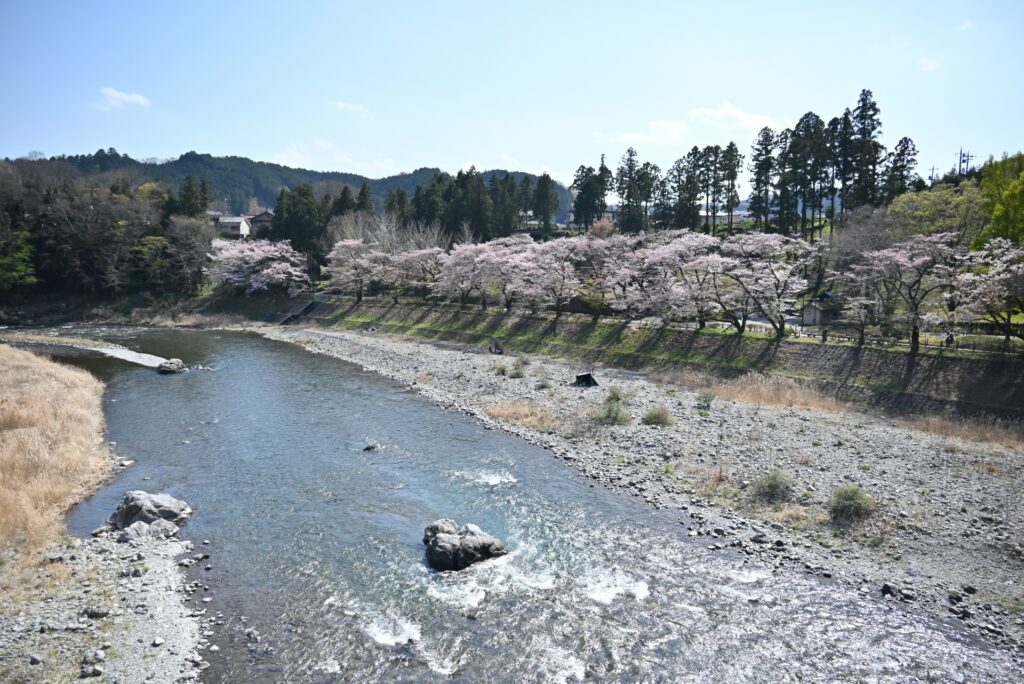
left=51, top=327, right=1017, bottom=682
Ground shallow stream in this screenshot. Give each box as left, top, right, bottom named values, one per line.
left=53, top=327, right=1016, bottom=682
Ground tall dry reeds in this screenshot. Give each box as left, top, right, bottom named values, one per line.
left=0, top=344, right=111, bottom=552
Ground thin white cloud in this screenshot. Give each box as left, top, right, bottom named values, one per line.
left=918, top=57, right=940, bottom=72
left=956, top=19, right=975, bottom=32
left=610, top=119, right=691, bottom=145
left=329, top=100, right=367, bottom=113
left=688, top=101, right=776, bottom=135
left=498, top=152, right=519, bottom=165
left=94, top=86, right=151, bottom=111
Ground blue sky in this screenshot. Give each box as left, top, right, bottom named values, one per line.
left=1, top=1, right=1021, bottom=190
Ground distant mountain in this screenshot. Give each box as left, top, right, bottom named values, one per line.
left=48, top=149, right=571, bottom=220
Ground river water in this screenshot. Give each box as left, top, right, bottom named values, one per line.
left=52, top=327, right=1016, bottom=682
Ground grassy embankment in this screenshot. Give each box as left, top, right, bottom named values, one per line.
left=195, top=295, right=1024, bottom=446
left=0, top=344, right=111, bottom=556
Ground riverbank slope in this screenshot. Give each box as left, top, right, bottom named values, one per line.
left=0, top=345, right=201, bottom=682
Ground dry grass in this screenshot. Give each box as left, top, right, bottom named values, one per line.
left=763, top=504, right=828, bottom=529
left=902, top=414, right=1024, bottom=452
left=485, top=402, right=560, bottom=433
left=0, top=344, right=111, bottom=554
left=655, top=368, right=1024, bottom=450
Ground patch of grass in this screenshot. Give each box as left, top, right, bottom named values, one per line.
left=662, top=462, right=674, bottom=476
left=494, top=363, right=509, bottom=377
left=752, top=470, right=792, bottom=503
left=593, top=399, right=632, bottom=426
left=0, top=345, right=110, bottom=552
left=829, top=485, right=876, bottom=525
left=642, top=406, right=675, bottom=427
left=485, top=402, right=559, bottom=433
left=764, top=504, right=826, bottom=529
left=508, top=357, right=528, bottom=378
left=605, top=385, right=625, bottom=404
left=535, top=378, right=552, bottom=390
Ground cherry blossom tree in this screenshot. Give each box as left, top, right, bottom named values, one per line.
left=433, top=242, right=490, bottom=306
left=326, top=239, right=381, bottom=302
left=206, top=239, right=310, bottom=297
left=855, top=232, right=960, bottom=351
left=517, top=238, right=583, bottom=316
left=647, top=232, right=721, bottom=326
left=720, top=233, right=813, bottom=338
left=954, top=238, right=1024, bottom=342
left=395, top=247, right=444, bottom=294
left=476, top=235, right=534, bottom=309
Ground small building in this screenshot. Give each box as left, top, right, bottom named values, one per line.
left=801, top=299, right=836, bottom=327
left=248, top=209, right=274, bottom=236
left=217, top=216, right=251, bottom=238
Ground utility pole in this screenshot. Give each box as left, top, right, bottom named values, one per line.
left=957, top=148, right=975, bottom=177
left=928, top=165, right=937, bottom=185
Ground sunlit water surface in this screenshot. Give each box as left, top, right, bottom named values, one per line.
left=50, top=327, right=1018, bottom=682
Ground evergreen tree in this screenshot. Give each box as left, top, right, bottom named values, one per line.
left=720, top=141, right=744, bottom=232
left=331, top=186, right=356, bottom=216
left=700, top=145, right=723, bottom=234
left=533, top=173, right=559, bottom=238
left=615, top=147, right=645, bottom=233
left=356, top=182, right=375, bottom=213
left=882, top=137, right=919, bottom=204
left=384, top=188, right=410, bottom=226
left=656, top=150, right=703, bottom=230
left=849, top=89, right=885, bottom=209
left=748, top=129, right=776, bottom=231
left=518, top=176, right=534, bottom=230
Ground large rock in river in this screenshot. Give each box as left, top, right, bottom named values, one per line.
left=108, top=491, right=191, bottom=530
left=423, top=518, right=509, bottom=571
left=157, top=358, right=187, bottom=374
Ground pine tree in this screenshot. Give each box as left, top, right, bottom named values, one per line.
left=533, top=173, right=559, bottom=238
left=748, top=129, right=776, bottom=231
left=849, top=89, right=885, bottom=209
left=356, top=183, right=375, bottom=213
left=332, top=186, right=356, bottom=216
left=882, top=137, right=919, bottom=204
left=384, top=188, right=410, bottom=226
left=615, top=147, right=645, bottom=233
left=720, top=142, right=744, bottom=232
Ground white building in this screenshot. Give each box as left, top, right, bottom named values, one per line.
left=217, top=216, right=251, bottom=238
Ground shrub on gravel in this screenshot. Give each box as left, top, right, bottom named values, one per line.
left=829, top=485, right=876, bottom=525
left=642, top=406, right=675, bottom=427
left=605, top=386, right=625, bottom=404
left=594, top=399, right=632, bottom=426
left=695, top=389, right=716, bottom=411
left=752, top=470, right=792, bottom=503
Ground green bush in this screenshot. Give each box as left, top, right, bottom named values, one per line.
left=605, top=386, right=625, bottom=404
left=509, top=357, right=527, bottom=378
left=830, top=485, right=876, bottom=525
left=695, top=389, right=716, bottom=410
left=642, top=406, right=675, bottom=427
left=593, top=399, right=631, bottom=426
left=494, top=364, right=509, bottom=377
left=752, top=470, right=792, bottom=503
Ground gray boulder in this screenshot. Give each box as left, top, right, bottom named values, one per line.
left=116, top=519, right=180, bottom=543
left=423, top=518, right=509, bottom=571
left=109, top=491, right=191, bottom=530
left=157, top=358, right=187, bottom=374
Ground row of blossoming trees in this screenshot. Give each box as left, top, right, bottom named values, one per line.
left=207, top=228, right=1024, bottom=350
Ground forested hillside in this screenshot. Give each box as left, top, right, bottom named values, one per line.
left=44, top=149, right=570, bottom=218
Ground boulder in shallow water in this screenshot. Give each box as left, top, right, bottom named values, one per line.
left=157, top=358, right=187, bottom=374
left=423, top=518, right=508, bottom=571
left=109, top=490, right=191, bottom=530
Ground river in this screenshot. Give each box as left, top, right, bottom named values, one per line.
left=50, top=326, right=1015, bottom=682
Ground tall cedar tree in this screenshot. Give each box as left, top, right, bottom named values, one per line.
left=533, top=173, right=559, bottom=238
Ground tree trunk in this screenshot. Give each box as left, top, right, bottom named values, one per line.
left=910, top=325, right=920, bottom=352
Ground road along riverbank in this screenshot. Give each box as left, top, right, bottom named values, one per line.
left=261, top=325, right=1024, bottom=661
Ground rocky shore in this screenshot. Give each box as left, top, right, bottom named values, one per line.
left=0, top=531, right=204, bottom=682
left=262, top=325, right=1024, bottom=662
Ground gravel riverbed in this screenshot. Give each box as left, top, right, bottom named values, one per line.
left=0, top=531, right=204, bottom=682
left=262, top=325, right=1024, bottom=664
